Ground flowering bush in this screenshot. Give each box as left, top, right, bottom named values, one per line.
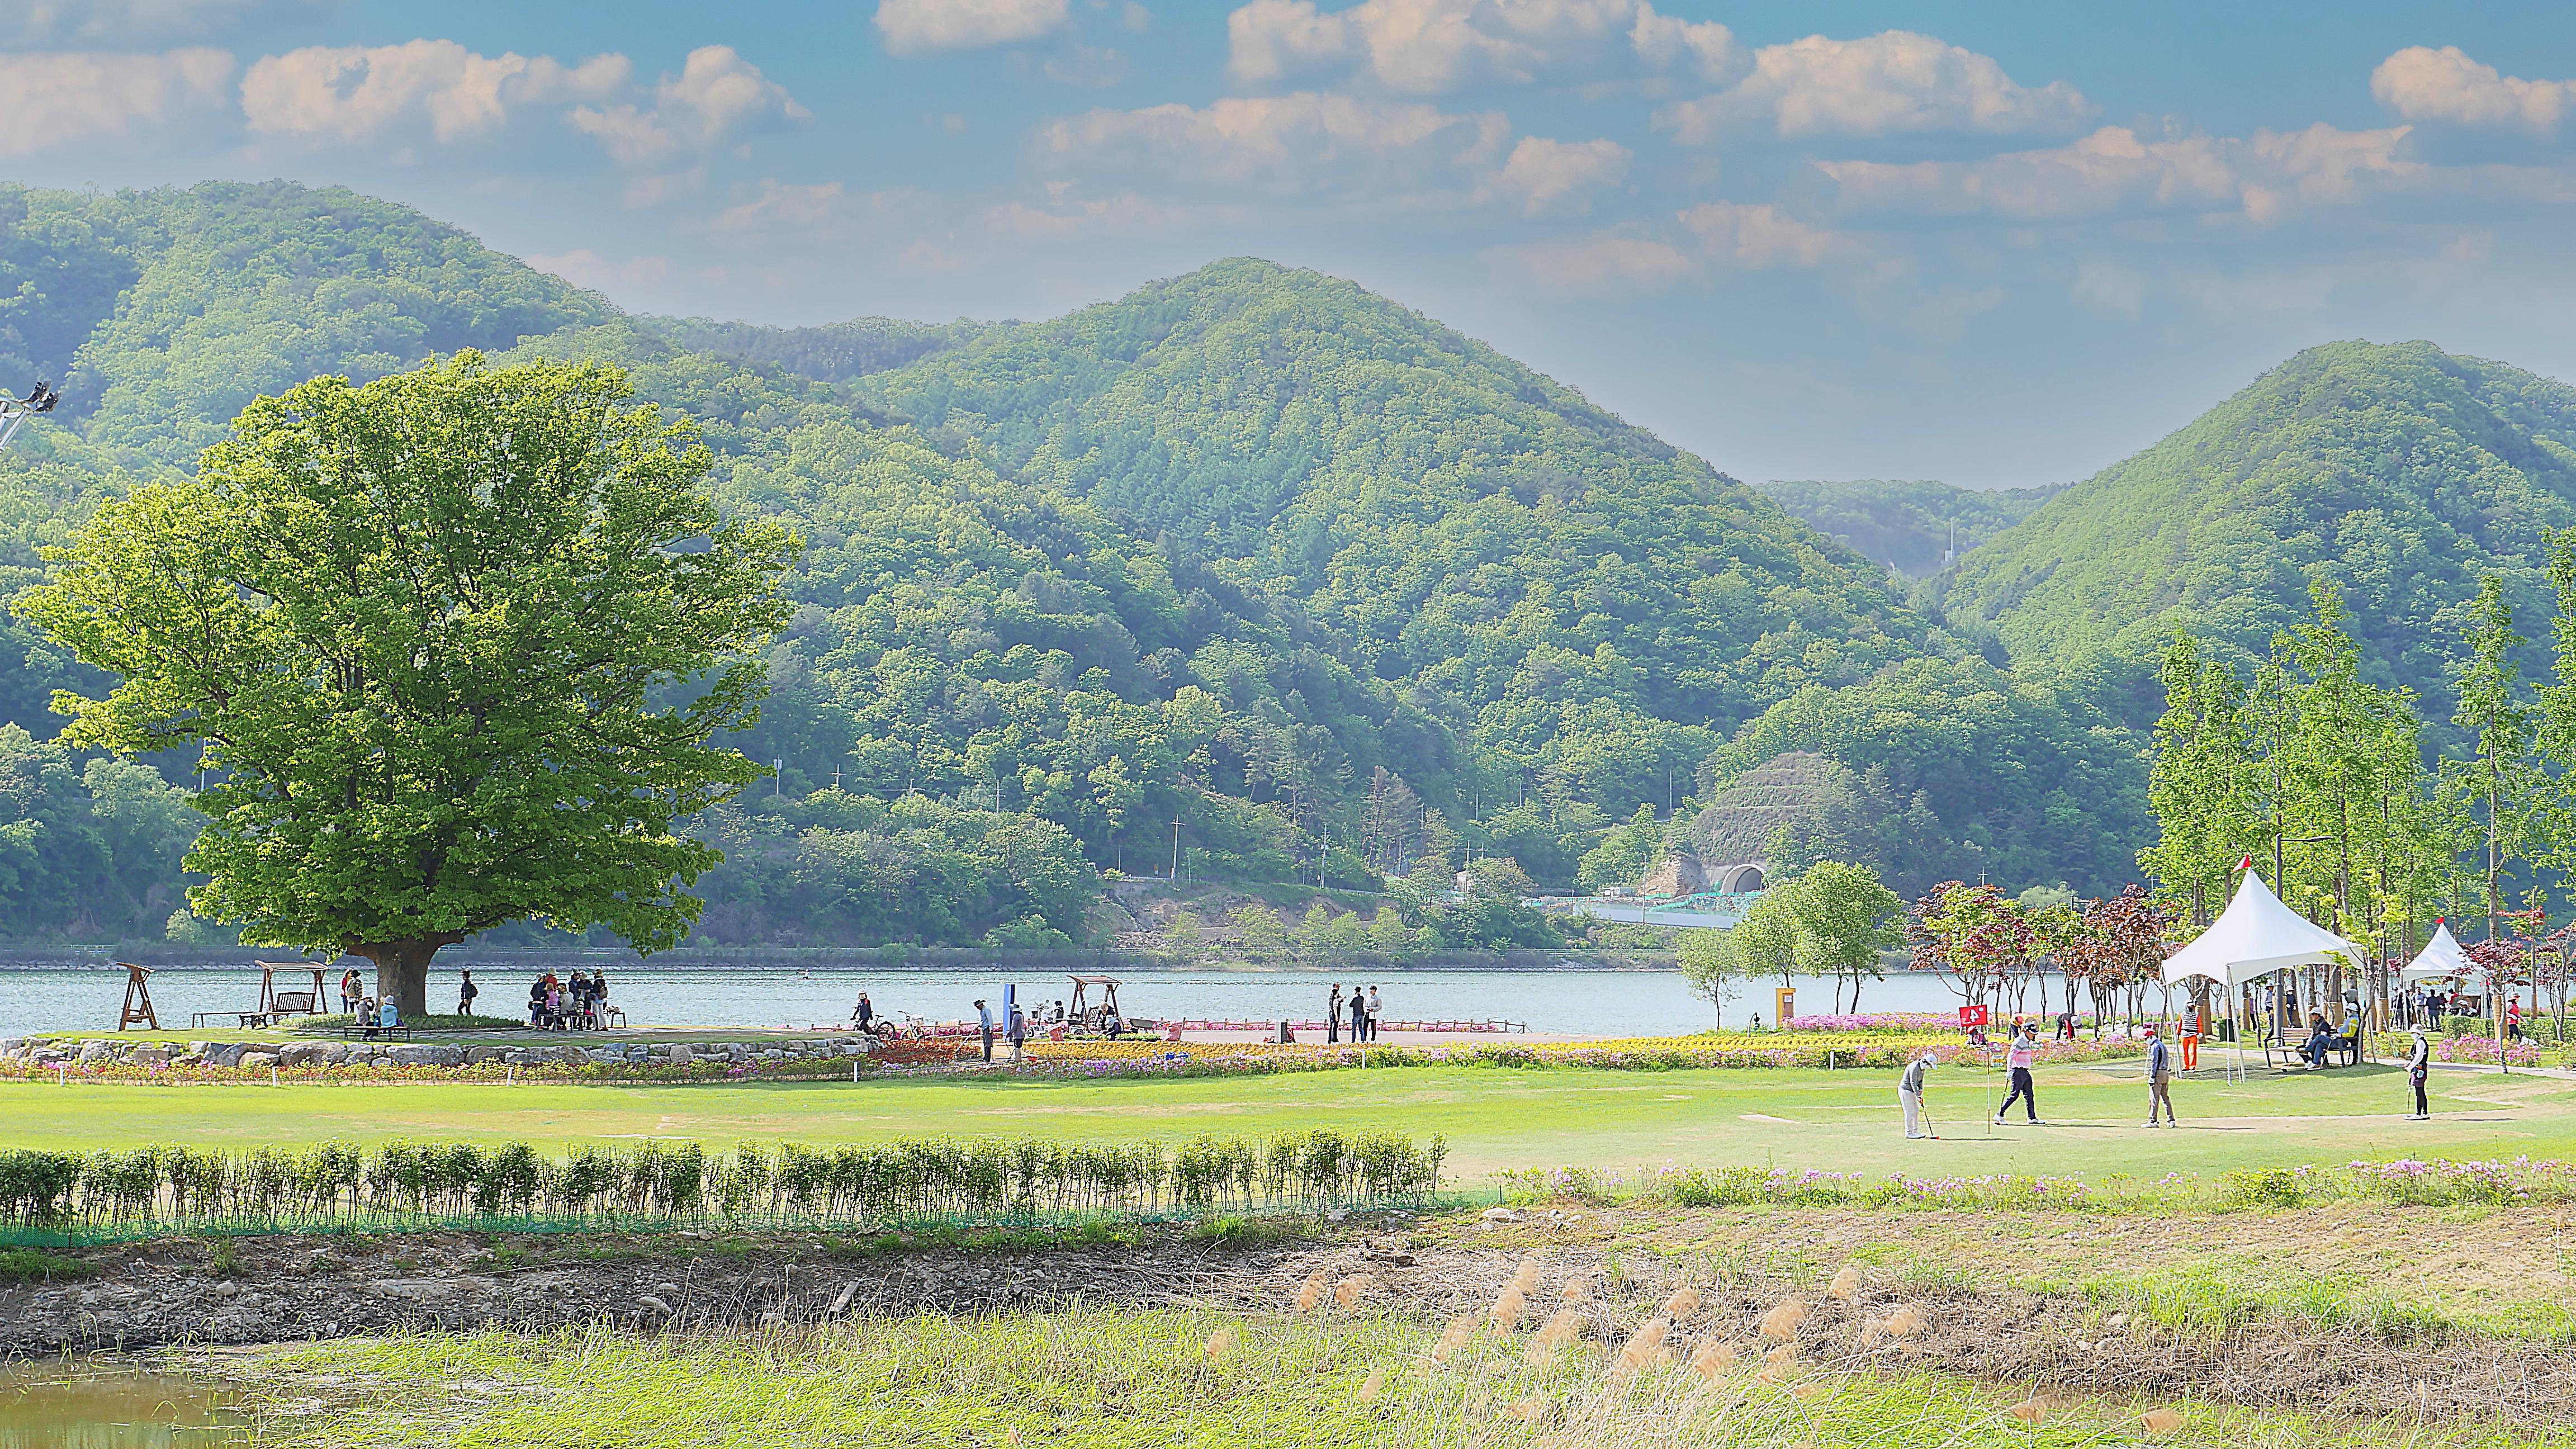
left=1780, top=1013, right=1966, bottom=1033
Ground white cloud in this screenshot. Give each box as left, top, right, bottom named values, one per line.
left=1677, top=201, right=1857, bottom=269
left=569, top=45, right=808, bottom=165
left=1659, top=31, right=2089, bottom=141
left=1485, top=231, right=1698, bottom=293
left=1486, top=200, right=1860, bottom=293
left=1035, top=91, right=1508, bottom=196
left=2373, top=45, right=2574, bottom=136
left=704, top=179, right=858, bottom=242
left=1225, top=0, right=1739, bottom=96
left=875, top=0, right=1070, bottom=56
left=526, top=247, right=730, bottom=297
left=242, top=40, right=627, bottom=144
left=0, top=0, right=335, bottom=46
left=1817, top=123, right=2419, bottom=224
left=1485, top=135, right=1628, bottom=215
left=0, top=48, right=231, bottom=154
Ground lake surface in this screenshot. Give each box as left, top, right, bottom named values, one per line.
left=0, top=962, right=1996, bottom=1039
left=0, top=1361, right=250, bottom=1448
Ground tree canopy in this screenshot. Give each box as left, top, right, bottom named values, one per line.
left=17, top=354, right=797, bottom=1007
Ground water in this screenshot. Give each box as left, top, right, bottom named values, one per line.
left=0, top=1362, right=250, bottom=1448
left=0, top=962, right=1994, bottom=1039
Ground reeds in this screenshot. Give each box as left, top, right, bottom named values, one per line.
left=0, top=1130, right=1447, bottom=1239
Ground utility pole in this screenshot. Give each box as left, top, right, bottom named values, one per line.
left=774, top=758, right=783, bottom=797
left=1170, top=815, right=1181, bottom=882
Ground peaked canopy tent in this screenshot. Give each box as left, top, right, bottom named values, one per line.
left=2396, top=922, right=2472, bottom=984
left=2161, top=870, right=2371, bottom=991
left=2161, top=870, right=2370, bottom=1075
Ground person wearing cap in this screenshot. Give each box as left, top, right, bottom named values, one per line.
left=976, top=999, right=994, bottom=1063
left=1898, top=1050, right=1936, bottom=1138
left=1994, top=1021, right=2043, bottom=1124
left=2144, top=1026, right=2176, bottom=1126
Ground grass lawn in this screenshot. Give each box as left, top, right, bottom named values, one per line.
left=11, top=1059, right=2573, bottom=1181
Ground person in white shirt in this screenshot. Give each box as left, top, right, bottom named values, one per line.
left=1993, top=1023, right=2043, bottom=1124
left=2406, top=1029, right=2431, bottom=1120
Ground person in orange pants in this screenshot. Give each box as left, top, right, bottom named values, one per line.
left=2180, top=1027, right=2200, bottom=1072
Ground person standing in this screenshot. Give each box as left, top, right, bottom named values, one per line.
left=853, top=992, right=875, bottom=1031
left=2144, top=1026, right=2177, bottom=1127
left=2406, top=1028, right=2431, bottom=1120
left=1328, top=982, right=1343, bottom=1044
left=1348, top=988, right=1366, bottom=1044
left=340, top=968, right=363, bottom=1016
left=1367, top=985, right=1384, bottom=1041
left=1994, top=1022, right=2043, bottom=1124
left=1007, top=1000, right=1027, bottom=1062
left=456, top=970, right=478, bottom=1018
left=1898, top=1051, right=1936, bottom=1139
left=976, top=999, right=994, bottom=1063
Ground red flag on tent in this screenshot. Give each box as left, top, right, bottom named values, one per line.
left=2237, top=855, right=2254, bottom=870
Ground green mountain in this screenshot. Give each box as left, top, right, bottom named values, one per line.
left=856, top=259, right=1935, bottom=769
left=1756, top=478, right=2065, bottom=579
left=1940, top=340, right=2576, bottom=722
left=0, top=181, right=1996, bottom=944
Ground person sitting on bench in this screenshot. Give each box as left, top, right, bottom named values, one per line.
left=2302, top=1011, right=2334, bottom=1067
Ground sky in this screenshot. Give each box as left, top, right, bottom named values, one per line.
left=10, top=0, right=2576, bottom=489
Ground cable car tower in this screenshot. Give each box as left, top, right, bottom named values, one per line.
left=0, top=381, right=60, bottom=451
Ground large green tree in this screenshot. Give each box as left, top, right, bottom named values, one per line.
left=17, top=353, right=798, bottom=1012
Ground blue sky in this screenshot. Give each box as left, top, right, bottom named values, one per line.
left=11, top=1, right=2576, bottom=489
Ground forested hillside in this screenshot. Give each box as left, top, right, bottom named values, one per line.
left=1939, top=341, right=2576, bottom=727
left=1757, top=478, right=2065, bottom=579
left=0, top=178, right=2182, bottom=944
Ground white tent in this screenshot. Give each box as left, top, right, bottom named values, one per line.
left=2396, top=921, right=2472, bottom=984
left=2161, top=869, right=2370, bottom=991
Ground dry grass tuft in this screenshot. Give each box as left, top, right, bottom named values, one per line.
left=1791, top=1381, right=1828, bottom=1401
left=1689, top=1340, right=1739, bottom=1380
left=2007, top=1396, right=2047, bottom=1423
left=1526, top=1308, right=1584, bottom=1368
left=1334, top=1274, right=1375, bottom=1310
left=1357, top=1368, right=1386, bottom=1404
left=1758, top=1296, right=1809, bottom=1341
left=1201, top=1327, right=1237, bottom=1362
left=1883, top=1304, right=1923, bottom=1338
left=2140, top=1407, right=2184, bottom=1436
left=1509, top=1258, right=1542, bottom=1295
left=1661, top=1286, right=1703, bottom=1322
left=1291, top=1271, right=1327, bottom=1314
left=1612, top=1316, right=1670, bottom=1376
left=1560, top=1277, right=1592, bottom=1304
left=1755, top=1342, right=1798, bottom=1384
left=1507, top=1394, right=1551, bottom=1424
left=1426, top=1313, right=1478, bottom=1365
left=1827, top=1267, right=1862, bottom=1301
left=1488, top=1285, right=1528, bottom=1332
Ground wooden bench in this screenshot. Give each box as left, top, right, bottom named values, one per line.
left=338, top=1022, right=416, bottom=1041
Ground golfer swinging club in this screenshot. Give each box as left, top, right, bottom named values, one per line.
left=1899, top=1049, right=1938, bottom=1139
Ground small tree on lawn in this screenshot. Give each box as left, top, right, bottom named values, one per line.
left=1908, top=881, right=2033, bottom=1019
left=1784, top=860, right=1901, bottom=1014
left=1675, top=927, right=1748, bottom=1029
left=18, top=354, right=798, bottom=1016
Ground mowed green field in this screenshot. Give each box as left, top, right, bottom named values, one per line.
left=11, top=1059, right=2574, bottom=1180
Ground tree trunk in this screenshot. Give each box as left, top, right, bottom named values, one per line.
left=351, top=935, right=458, bottom=1019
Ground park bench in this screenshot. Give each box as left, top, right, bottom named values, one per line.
left=338, top=1021, right=416, bottom=1041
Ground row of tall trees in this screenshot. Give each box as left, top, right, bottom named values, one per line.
left=2140, top=555, right=2576, bottom=1024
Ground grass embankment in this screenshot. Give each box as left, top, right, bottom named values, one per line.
left=243, top=1310, right=2571, bottom=1448
left=10, top=1062, right=2574, bottom=1180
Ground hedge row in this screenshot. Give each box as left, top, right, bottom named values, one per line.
left=0, top=1131, right=1446, bottom=1234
